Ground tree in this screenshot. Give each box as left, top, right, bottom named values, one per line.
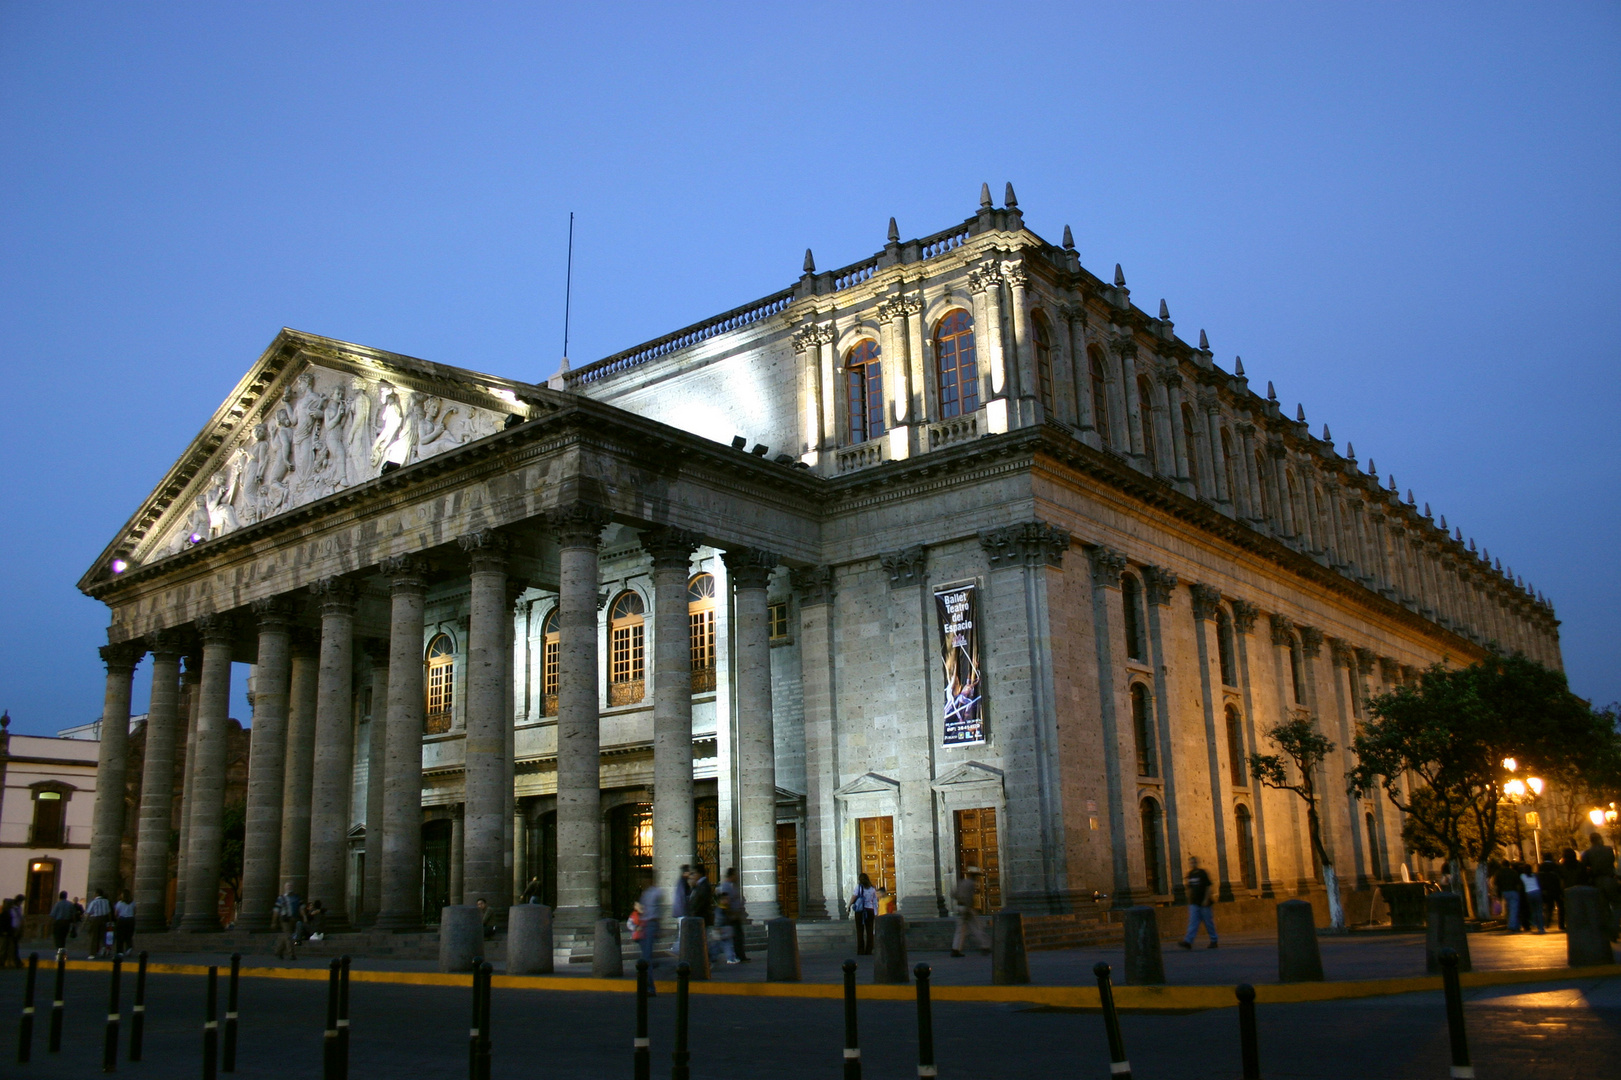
left=1350, top=654, right=1616, bottom=918
left=219, top=800, right=247, bottom=925
left=1250, top=715, right=1344, bottom=928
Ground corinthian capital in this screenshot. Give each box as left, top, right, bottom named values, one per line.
left=99, top=641, right=144, bottom=673
left=790, top=565, right=835, bottom=607
left=1269, top=613, right=1295, bottom=647
left=1189, top=583, right=1223, bottom=621
left=1143, top=566, right=1179, bottom=607
left=548, top=503, right=612, bottom=548
left=310, top=576, right=358, bottom=615
left=642, top=526, right=704, bottom=571
left=980, top=521, right=1070, bottom=569
left=1297, top=626, right=1324, bottom=658
left=250, top=597, right=294, bottom=632
left=1086, top=546, right=1128, bottom=588
left=876, top=295, right=923, bottom=323
left=458, top=529, right=511, bottom=573
left=1230, top=599, right=1260, bottom=634
left=999, top=260, right=1028, bottom=288
left=722, top=546, right=780, bottom=590
left=968, top=261, right=1003, bottom=294
left=879, top=546, right=927, bottom=589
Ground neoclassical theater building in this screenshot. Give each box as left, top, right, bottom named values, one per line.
left=79, top=186, right=1561, bottom=937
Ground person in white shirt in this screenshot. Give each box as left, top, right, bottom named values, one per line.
left=850, top=874, right=878, bottom=955
left=113, top=891, right=137, bottom=956
left=83, top=890, right=112, bottom=960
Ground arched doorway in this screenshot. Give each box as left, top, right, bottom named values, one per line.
left=608, top=802, right=653, bottom=920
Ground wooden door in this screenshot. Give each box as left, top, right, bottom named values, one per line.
left=857, top=815, right=896, bottom=895
left=953, top=807, right=1002, bottom=913
left=775, top=823, right=800, bottom=919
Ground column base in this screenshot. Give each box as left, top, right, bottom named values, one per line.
left=552, top=905, right=602, bottom=932
left=233, top=912, right=274, bottom=933
left=749, top=901, right=782, bottom=922
left=372, top=910, right=423, bottom=932
left=179, top=914, right=223, bottom=932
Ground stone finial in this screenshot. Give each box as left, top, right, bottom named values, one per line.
left=1323, top=424, right=1331, bottom=441
left=1367, top=458, right=1376, bottom=475
left=1063, top=224, right=1075, bottom=250
left=1469, top=538, right=1477, bottom=552
left=887, top=217, right=899, bottom=243
left=1495, top=557, right=1503, bottom=572
left=1424, top=502, right=1432, bottom=517
left=1114, top=263, right=1126, bottom=288
left=1199, top=328, right=1209, bottom=350
left=1388, top=474, right=1397, bottom=491
left=1439, top=514, right=1447, bottom=529
left=980, top=182, right=993, bottom=209
left=1347, top=441, right=1356, bottom=460
left=1296, top=404, right=1306, bottom=423
left=803, top=248, right=815, bottom=274
left=1158, top=299, right=1170, bottom=320
left=1005, top=182, right=1018, bottom=208
left=1234, top=356, right=1245, bottom=376
left=1266, top=381, right=1277, bottom=401
left=1455, top=527, right=1463, bottom=541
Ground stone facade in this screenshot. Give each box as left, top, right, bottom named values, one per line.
left=79, top=189, right=1560, bottom=928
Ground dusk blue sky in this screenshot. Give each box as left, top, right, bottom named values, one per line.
left=1, top=2, right=1616, bottom=735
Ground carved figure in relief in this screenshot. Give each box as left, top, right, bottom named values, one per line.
left=371, top=381, right=406, bottom=468
left=320, top=385, right=351, bottom=492
left=287, top=373, right=323, bottom=486
left=205, top=466, right=241, bottom=536
left=263, top=406, right=296, bottom=513
left=240, top=424, right=271, bottom=521
left=345, top=377, right=373, bottom=484
left=411, top=396, right=467, bottom=460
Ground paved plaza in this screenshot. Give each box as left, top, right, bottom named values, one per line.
left=4, top=930, right=1618, bottom=1078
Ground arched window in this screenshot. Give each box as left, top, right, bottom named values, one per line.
left=688, top=573, right=717, bottom=693
left=1131, top=683, right=1157, bottom=778
left=1121, top=573, right=1146, bottom=662
left=609, top=591, right=646, bottom=706
left=1285, top=471, right=1303, bottom=540
left=1254, top=451, right=1270, bottom=519
left=934, top=310, right=979, bottom=418
left=1288, top=636, right=1306, bottom=705
left=1137, top=376, right=1158, bottom=470
left=1140, top=797, right=1165, bottom=894
left=1220, top=428, right=1237, bottom=503
left=1031, top=312, right=1054, bottom=413
left=541, top=608, right=560, bottom=717
left=29, top=786, right=69, bottom=847
left=424, top=633, right=455, bottom=734
left=1088, top=346, right=1111, bottom=444
left=1181, top=402, right=1201, bottom=493
left=1216, top=609, right=1237, bottom=687
left=1225, top=705, right=1247, bottom=788
left=1235, top=804, right=1258, bottom=889
left=845, top=339, right=885, bottom=444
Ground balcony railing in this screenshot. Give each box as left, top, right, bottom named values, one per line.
left=608, top=679, right=645, bottom=707
left=690, top=668, right=717, bottom=694
left=425, top=711, right=452, bottom=735
left=836, top=440, right=886, bottom=474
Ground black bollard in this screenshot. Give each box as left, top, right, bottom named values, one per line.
left=48, top=949, right=66, bottom=1053
left=322, top=959, right=339, bottom=1080
left=1236, top=983, right=1260, bottom=1079
left=337, top=955, right=351, bottom=1080
left=842, top=959, right=862, bottom=1080
left=103, top=952, right=122, bottom=1072
left=203, top=966, right=219, bottom=1080
left=913, top=963, right=935, bottom=1080
left=223, top=953, right=240, bottom=1073
left=18, top=952, right=38, bottom=1063
left=129, top=952, right=147, bottom=1063
left=1439, top=947, right=1472, bottom=1079
left=634, top=959, right=651, bottom=1080
left=467, top=963, right=482, bottom=1080
left=475, top=961, right=493, bottom=1080
left=671, top=961, right=691, bottom=1080
left=1093, top=962, right=1132, bottom=1080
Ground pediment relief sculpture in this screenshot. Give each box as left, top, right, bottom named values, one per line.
left=154, top=363, right=502, bottom=559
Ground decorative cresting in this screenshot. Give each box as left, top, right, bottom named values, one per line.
left=1269, top=613, right=1295, bottom=647
left=1085, top=545, right=1128, bottom=587
left=1297, top=625, right=1324, bottom=658
left=879, top=546, right=927, bottom=589
left=876, top=294, right=923, bottom=323
left=1230, top=599, right=1260, bottom=634
left=722, top=546, right=780, bottom=589
left=790, top=323, right=835, bottom=354
left=979, top=521, right=1070, bottom=569
left=1143, top=565, right=1180, bottom=606
left=790, top=565, right=836, bottom=607
left=155, top=364, right=504, bottom=558
left=1189, top=583, right=1224, bottom=621
left=548, top=502, right=612, bottom=547
left=457, top=527, right=511, bottom=570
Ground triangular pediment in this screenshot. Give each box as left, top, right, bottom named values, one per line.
left=931, top=760, right=1004, bottom=791
left=81, top=330, right=558, bottom=591
left=836, top=771, right=900, bottom=798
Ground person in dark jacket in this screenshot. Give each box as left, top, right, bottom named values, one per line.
left=1491, top=861, right=1523, bottom=931
left=686, top=865, right=715, bottom=925
left=50, top=891, right=76, bottom=950
left=1559, top=847, right=1587, bottom=889
left=1537, top=858, right=1565, bottom=931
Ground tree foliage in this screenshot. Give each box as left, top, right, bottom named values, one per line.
left=1249, top=715, right=1337, bottom=872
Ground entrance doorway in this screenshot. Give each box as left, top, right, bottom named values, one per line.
left=856, top=815, right=896, bottom=897
left=532, top=810, right=557, bottom=909
left=775, top=823, right=799, bottom=918
left=952, top=807, right=1002, bottom=913
left=695, top=797, right=719, bottom=879
left=421, top=819, right=451, bottom=924
left=25, top=858, right=60, bottom=915
left=608, top=803, right=653, bottom=920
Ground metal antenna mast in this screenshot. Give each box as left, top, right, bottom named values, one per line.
left=562, top=212, right=574, bottom=363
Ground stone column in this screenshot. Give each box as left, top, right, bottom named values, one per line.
left=1004, top=261, right=1036, bottom=419
left=552, top=504, right=610, bottom=929
left=361, top=643, right=389, bottom=922
left=133, top=634, right=182, bottom=932
left=306, top=578, right=357, bottom=930
left=1141, top=567, right=1186, bottom=898
left=503, top=582, right=524, bottom=909
left=1189, top=585, right=1234, bottom=899
left=449, top=805, right=465, bottom=905
left=278, top=634, right=319, bottom=900
left=724, top=546, right=781, bottom=921
left=459, top=529, right=511, bottom=912
left=791, top=567, right=836, bottom=919
left=88, top=641, right=143, bottom=899
left=1084, top=547, right=1136, bottom=904
left=237, top=600, right=293, bottom=931
left=1228, top=600, right=1274, bottom=893
left=645, top=527, right=701, bottom=892
left=180, top=615, right=234, bottom=931
left=969, top=262, right=1006, bottom=404
left=171, top=655, right=202, bottom=927
left=512, top=806, right=528, bottom=902
left=375, top=556, right=428, bottom=930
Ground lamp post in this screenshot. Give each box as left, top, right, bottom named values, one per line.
left=1500, top=759, right=1544, bottom=864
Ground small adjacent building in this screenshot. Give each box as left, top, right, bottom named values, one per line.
left=0, top=713, right=100, bottom=916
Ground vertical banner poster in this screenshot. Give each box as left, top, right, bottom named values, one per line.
left=935, top=582, right=985, bottom=746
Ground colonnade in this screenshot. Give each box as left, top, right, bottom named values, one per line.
left=89, top=507, right=785, bottom=934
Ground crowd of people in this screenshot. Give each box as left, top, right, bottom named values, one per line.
left=271, top=882, right=329, bottom=959
left=1490, top=832, right=1621, bottom=939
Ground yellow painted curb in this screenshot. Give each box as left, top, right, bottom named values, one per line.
left=48, top=959, right=1619, bottom=1010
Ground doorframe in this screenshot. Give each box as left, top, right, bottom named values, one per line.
left=931, top=761, right=1007, bottom=905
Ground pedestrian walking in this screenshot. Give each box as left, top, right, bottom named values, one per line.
left=849, top=874, right=877, bottom=956
left=1491, top=860, right=1522, bottom=931
left=273, top=882, right=302, bottom=960
left=114, top=890, right=137, bottom=955
left=633, top=870, right=663, bottom=992
left=520, top=876, right=542, bottom=904
left=0, top=896, right=17, bottom=968
left=1518, top=863, right=1546, bottom=934
left=1537, top=857, right=1566, bottom=931
left=475, top=898, right=497, bottom=940
left=50, top=890, right=76, bottom=950
left=83, top=890, right=112, bottom=960
left=717, top=867, right=748, bottom=963
left=687, top=864, right=728, bottom=963
left=950, top=867, right=990, bottom=957
left=671, top=864, right=691, bottom=920
left=1579, top=832, right=1620, bottom=941
left=1179, top=856, right=1219, bottom=949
